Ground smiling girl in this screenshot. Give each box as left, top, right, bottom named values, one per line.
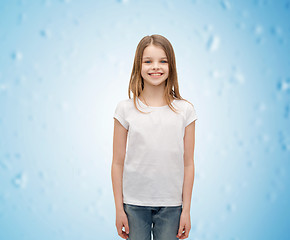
left=111, top=34, right=198, bottom=240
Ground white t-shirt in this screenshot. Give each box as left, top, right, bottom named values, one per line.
left=113, top=97, right=198, bottom=207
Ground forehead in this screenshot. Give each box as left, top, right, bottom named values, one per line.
left=142, top=45, right=167, bottom=58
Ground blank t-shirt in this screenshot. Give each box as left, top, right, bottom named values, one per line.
left=113, top=97, right=197, bottom=207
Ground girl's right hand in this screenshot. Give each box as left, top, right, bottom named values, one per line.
left=116, top=209, right=130, bottom=239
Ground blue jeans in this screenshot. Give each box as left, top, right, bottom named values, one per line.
left=123, top=203, right=183, bottom=240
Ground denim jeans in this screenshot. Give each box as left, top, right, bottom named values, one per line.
left=123, top=203, right=183, bottom=240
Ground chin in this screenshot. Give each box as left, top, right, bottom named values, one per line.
left=143, top=77, right=167, bottom=86
left=150, top=80, right=166, bottom=86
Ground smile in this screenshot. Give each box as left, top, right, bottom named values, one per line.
left=149, top=73, right=163, bottom=76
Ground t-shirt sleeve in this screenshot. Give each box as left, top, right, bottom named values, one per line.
left=185, top=102, right=198, bottom=127
left=113, top=101, right=129, bottom=130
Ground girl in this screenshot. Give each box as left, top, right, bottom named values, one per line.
left=111, top=34, right=197, bottom=240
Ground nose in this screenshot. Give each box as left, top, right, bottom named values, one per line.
left=152, top=62, right=160, bottom=69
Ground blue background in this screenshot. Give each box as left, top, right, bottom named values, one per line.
left=0, top=0, right=289, bottom=239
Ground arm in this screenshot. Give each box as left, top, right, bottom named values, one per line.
left=182, top=120, right=196, bottom=213
left=111, top=118, right=128, bottom=212
left=177, top=121, right=196, bottom=239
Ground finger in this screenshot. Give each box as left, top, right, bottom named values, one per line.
left=177, top=226, right=184, bottom=237
left=182, top=227, right=190, bottom=238
left=118, top=231, right=125, bottom=239
left=176, top=230, right=184, bottom=238
left=184, top=225, right=191, bottom=236
left=177, top=233, right=185, bottom=239
left=118, top=226, right=128, bottom=239
left=121, top=230, right=129, bottom=239
left=179, top=232, right=188, bottom=239
left=124, top=222, right=130, bottom=235
left=178, top=228, right=190, bottom=239
left=117, top=225, right=122, bottom=236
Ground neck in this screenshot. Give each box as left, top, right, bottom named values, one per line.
left=139, top=87, right=173, bottom=106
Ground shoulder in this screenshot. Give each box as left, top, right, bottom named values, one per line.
left=174, top=99, right=197, bottom=125
left=115, top=98, right=131, bottom=109
left=173, top=99, right=195, bottom=111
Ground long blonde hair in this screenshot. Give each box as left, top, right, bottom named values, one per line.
left=128, top=34, right=192, bottom=113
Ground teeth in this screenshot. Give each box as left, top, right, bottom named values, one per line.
left=150, top=73, right=162, bottom=76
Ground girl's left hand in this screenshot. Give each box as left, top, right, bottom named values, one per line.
left=176, top=210, right=191, bottom=239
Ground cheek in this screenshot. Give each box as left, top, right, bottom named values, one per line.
left=141, top=65, right=149, bottom=74
left=164, top=66, right=169, bottom=74
left=141, top=66, right=148, bottom=78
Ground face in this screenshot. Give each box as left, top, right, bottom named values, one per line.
left=141, top=44, right=169, bottom=87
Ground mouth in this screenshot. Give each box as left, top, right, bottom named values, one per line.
left=148, top=73, right=163, bottom=76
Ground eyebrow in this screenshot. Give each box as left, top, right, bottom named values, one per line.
left=142, top=57, right=168, bottom=59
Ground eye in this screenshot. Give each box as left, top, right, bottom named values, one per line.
left=143, top=60, right=168, bottom=63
